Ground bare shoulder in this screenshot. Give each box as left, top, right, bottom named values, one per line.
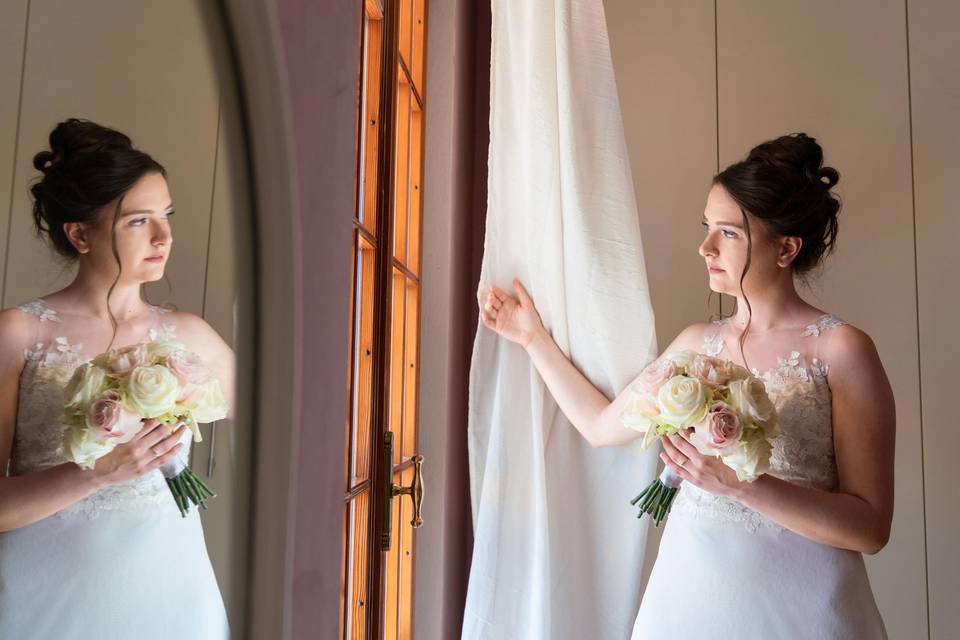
left=823, top=322, right=886, bottom=386
left=0, top=307, right=37, bottom=372
left=665, top=321, right=719, bottom=353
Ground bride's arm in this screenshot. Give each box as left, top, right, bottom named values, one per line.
left=0, top=310, right=185, bottom=532
left=481, top=278, right=706, bottom=448
left=661, top=325, right=895, bottom=554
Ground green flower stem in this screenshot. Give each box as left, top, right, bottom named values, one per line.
left=631, top=479, right=681, bottom=527
left=164, top=468, right=219, bottom=518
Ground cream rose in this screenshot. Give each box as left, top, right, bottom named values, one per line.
left=692, top=401, right=742, bottom=455
left=665, top=350, right=697, bottom=370
left=63, top=429, right=115, bottom=470
left=178, top=378, right=228, bottom=425
left=655, top=375, right=708, bottom=428
left=147, top=339, right=189, bottom=361
left=86, top=390, right=142, bottom=442
left=63, top=363, right=106, bottom=411
left=126, top=364, right=180, bottom=418
left=721, top=435, right=772, bottom=482
left=728, top=377, right=775, bottom=425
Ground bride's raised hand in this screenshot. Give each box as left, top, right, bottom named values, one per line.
left=479, top=278, right=545, bottom=348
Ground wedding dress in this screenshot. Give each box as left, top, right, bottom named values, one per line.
left=630, top=314, right=887, bottom=639
left=0, top=298, right=228, bottom=639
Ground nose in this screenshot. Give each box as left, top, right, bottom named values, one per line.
left=151, top=220, right=171, bottom=246
left=698, top=233, right=717, bottom=259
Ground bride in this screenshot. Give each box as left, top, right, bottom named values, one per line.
left=0, top=119, right=234, bottom=638
left=480, top=133, right=892, bottom=638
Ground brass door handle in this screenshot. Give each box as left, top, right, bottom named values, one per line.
left=391, top=454, right=424, bottom=528
left=381, top=433, right=425, bottom=550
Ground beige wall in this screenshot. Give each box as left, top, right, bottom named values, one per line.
left=0, top=0, right=250, bottom=631
left=607, top=1, right=957, bottom=638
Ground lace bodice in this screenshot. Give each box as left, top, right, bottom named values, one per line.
left=671, top=313, right=848, bottom=532
left=8, top=298, right=183, bottom=520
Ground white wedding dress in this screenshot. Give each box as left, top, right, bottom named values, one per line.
left=0, top=298, right=229, bottom=639
left=631, top=314, right=887, bottom=639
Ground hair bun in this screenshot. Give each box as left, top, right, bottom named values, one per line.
left=33, top=118, right=134, bottom=175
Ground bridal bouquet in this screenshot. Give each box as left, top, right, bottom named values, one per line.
left=61, top=340, right=227, bottom=517
left=620, top=350, right=779, bottom=526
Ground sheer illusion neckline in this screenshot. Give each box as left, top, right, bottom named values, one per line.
left=19, top=297, right=173, bottom=365
left=703, top=312, right=846, bottom=382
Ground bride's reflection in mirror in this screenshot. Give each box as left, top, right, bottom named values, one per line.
left=0, top=118, right=234, bottom=638
left=0, top=2, right=251, bottom=638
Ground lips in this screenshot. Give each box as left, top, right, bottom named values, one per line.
left=145, top=255, right=165, bottom=262
left=707, top=265, right=724, bottom=273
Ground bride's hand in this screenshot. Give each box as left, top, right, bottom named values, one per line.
left=479, top=278, right=545, bottom=349
left=660, top=430, right=741, bottom=498
left=94, top=419, right=187, bottom=486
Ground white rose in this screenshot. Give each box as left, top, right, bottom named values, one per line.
left=720, top=436, right=772, bottom=482
left=664, top=350, right=697, bottom=371
left=728, top=377, right=775, bottom=425
left=655, top=375, right=708, bottom=428
left=147, top=340, right=189, bottom=361
left=126, top=365, right=180, bottom=418
left=178, top=378, right=228, bottom=425
left=63, top=428, right=115, bottom=470
left=63, top=364, right=107, bottom=412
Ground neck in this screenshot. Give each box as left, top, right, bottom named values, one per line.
left=728, top=278, right=813, bottom=332
left=57, top=267, right=150, bottom=322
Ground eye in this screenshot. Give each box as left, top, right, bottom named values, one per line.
left=129, top=217, right=147, bottom=226
left=722, top=229, right=738, bottom=239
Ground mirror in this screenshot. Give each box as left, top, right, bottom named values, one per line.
left=0, top=1, right=253, bottom=636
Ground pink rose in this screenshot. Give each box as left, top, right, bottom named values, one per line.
left=107, top=344, right=150, bottom=376
left=166, top=350, right=210, bottom=387
left=692, top=401, right=742, bottom=454
left=634, top=358, right=678, bottom=396
left=86, top=390, right=142, bottom=442
left=689, top=354, right=732, bottom=389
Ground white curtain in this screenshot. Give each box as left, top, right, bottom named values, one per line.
left=463, top=1, right=659, bottom=638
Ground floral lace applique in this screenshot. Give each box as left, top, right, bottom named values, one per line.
left=701, top=320, right=725, bottom=357
left=801, top=314, right=846, bottom=337
left=149, top=322, right=178, bottom=342
left=17, top=299, right=60, bottom=323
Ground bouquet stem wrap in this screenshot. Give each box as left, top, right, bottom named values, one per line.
left=630, top=467, right=683, bottom=527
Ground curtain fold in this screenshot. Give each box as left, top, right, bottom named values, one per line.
left=463, top=1, right=659, bottom=637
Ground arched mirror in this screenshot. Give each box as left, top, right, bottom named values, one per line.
left=0, top=1, right=255, bottom=635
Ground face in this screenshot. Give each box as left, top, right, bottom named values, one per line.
left=67, top=172, right=174, bottom=284
left=698, top=184, right=792, bottom=297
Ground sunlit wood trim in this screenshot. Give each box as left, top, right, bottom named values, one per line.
left=365, top=0, right=384, bottom=20
left=390, top=257, right=420, bottom=284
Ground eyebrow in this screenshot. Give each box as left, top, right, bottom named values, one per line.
left=702, top=216, right=743, bottom=230
left=120, top=204, right=175, bottom=218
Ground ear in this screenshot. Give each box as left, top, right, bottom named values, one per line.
left=62, top=222, right=91, bottom=255
left=777, top=236, right=802, bottom=268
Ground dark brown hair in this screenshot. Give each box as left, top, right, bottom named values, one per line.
left=713, top=132, right=841, bottom=368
